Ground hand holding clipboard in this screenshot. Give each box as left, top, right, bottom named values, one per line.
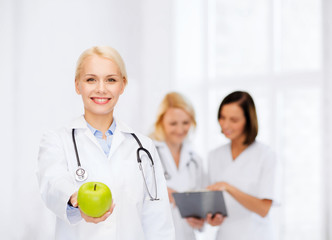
left=172, top=190, right=228, bottom=219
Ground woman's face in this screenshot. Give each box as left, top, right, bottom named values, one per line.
left=162, top=107, right=192, bottom=146
left=75, top=55, right=125, bottom=118
left=218, top=103, right=246, bottom=142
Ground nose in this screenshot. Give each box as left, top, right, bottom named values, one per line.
left=96, top=81, right=106, bottom=93
left=177, top=124, right=189, bottom=135
left=220, top=119, right=229, bottom=129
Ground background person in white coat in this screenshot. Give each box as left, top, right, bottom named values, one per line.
left=206, top=91, right=280, bottom=240
left=150, top=92, right=205, bottom=240
left=36, top=46, right=175, bottom=240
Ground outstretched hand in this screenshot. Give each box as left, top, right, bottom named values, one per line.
left=79, top=203, right=115, bottom=224
left=69, top=191, right=115, bottom=224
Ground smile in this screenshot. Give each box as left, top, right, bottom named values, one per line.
left=91, top=97, right=111, bottom=104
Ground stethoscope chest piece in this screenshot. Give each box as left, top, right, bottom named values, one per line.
left=164, top=172, right=171, bottom=180
left=75, top=167, right=88, bottom=182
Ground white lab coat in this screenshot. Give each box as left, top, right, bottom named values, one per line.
left=37, top=116, right=175, bottom=240
left=208, top=141, right=281, bottom=240
left=154, top=141, right=205, bottom=240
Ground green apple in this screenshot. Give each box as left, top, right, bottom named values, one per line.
left=77, top=182, right=112, bottom=218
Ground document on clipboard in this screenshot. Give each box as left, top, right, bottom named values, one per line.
left=172, top=190, right=228, bottom=219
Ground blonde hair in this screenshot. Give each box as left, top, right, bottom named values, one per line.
left=75, top=46, right=128, bottom=86
left=151, top=92, right=196, bottom=141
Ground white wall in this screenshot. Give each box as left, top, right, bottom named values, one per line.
left=323, top=0, right=332, bottom=238
left=0, top=0, right=16, bottom=237
left=1, top=0, right=331, bottom=239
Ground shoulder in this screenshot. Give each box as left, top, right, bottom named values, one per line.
left=43, top=115, right=87, bottom=139
left=116, top=118, right=154, bottom=147
left=208, top=143, right=230, bottom=157
left=153, top=140, right=167, bottom=149
left=39, top=124, right=74, bottom=154
left=249, top=141, right=277, bottom=167
left=41, top=123, right=72, bottom=141
left=249, top=141, right=275, bottom=157
left=183, top=141, right=202, bottom=159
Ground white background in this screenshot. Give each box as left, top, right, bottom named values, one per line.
left=1, top=0, right=331, bottom=239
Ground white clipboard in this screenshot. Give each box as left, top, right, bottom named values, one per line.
left=172, top=190, right=228, bottom=219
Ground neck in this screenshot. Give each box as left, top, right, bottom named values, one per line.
left=84, top=112, right=114, bottom=135
left=165, top=141, right=182, bottom=168
left=165, top=141, right=182, bottom=154
left=231, top=138, right=245, bottom=149
left=230, top=136, right=248, bottom=160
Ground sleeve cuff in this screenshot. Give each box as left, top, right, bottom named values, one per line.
left=66, top=204, right=82, bottom=224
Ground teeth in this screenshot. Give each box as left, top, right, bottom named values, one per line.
left=93, top=98, right=108, bottom=103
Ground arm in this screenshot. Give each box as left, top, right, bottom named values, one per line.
left=36, top=130, right=78, bottom=223
left=167, top=187, right=176, bottom=206
left=37, top=130, right=113, bottom=224
left=207, top=182, right=272, bottom=217
left=209, top=145, right=281, bottom=217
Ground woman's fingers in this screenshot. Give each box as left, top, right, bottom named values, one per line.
left=186, top=217, right=205, bottom=229
left=80, top=201, right=115, bottom=224
left=167, top=188, right=176, bottom=206
left=70, top=192, right=78, bottom=207
left=206, top=213, right=225, bottom=226
left=206, top=182, right=227, bottom=191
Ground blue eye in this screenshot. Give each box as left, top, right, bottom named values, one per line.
left=107, top=78, right=116, bottom=82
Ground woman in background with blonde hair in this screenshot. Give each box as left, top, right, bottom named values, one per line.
left=151, top=92, right=205, bottom=240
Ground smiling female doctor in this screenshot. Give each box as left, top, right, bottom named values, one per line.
left=36, top=46, right=175, bottom=240
left=150, top=92, right=205, bottom=240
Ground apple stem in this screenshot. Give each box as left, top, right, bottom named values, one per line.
left=94, top=184, right=97, bottom=191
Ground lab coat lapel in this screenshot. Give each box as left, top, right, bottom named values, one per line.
left=69, top=115, right=108, bottom=155
left=108, top=119, right=133, bottom=159
left=84, top=128, right=104, bottom=153
left=108, top=128, right=125, bottom=159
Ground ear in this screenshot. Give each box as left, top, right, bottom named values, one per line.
left=75, top=79, right=81, bottom=95
left=120, top=77, right=126, bottom=94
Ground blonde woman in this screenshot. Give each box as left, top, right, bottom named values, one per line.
left=151, top=92, right=205, bottom=240
left=37, top=46, right=175, bottom=240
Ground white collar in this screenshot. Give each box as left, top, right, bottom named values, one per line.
left=68, top=115, right=134, bottom=134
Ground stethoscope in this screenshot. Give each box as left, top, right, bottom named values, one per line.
left=156, top=146, right=198, bottom=180
left=72, top=129, right=159, bottom=201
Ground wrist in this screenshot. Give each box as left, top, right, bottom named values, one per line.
left=68, top=198, right=78, bottom=208
left=224, top=182, right=231, bottom=192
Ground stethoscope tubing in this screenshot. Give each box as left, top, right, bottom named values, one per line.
left=156, top=146, right=198, bottom=180
left=72, top=129, right=81, bottom=167
left=71, top=129, right=159, bottom=200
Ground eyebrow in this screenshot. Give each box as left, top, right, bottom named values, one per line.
left=84, top=74, right=121, bottom=77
